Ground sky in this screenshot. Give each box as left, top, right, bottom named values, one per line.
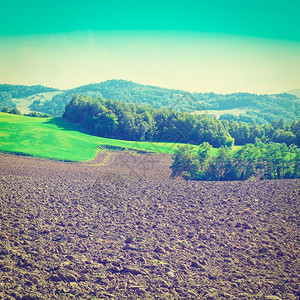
left=0, top=0, right=300, bottom=94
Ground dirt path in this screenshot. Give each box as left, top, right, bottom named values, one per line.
left=82, top=151, right=116, bottom=167
left=0, top=153, right=299, bottom=299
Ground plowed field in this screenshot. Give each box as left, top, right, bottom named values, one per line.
left=0, top=152, right=299, bottom=300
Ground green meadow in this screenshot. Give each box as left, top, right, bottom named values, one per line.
left=11, top=91, right=63, bottom=114
left=0, top=113, right=226, bottom=161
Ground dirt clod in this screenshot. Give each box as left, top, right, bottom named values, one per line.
left=0, top=152, right=299, bottom=299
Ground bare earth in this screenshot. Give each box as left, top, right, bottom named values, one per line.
left=0, top=152, right=299, bottom=300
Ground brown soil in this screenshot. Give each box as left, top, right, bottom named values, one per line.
left=0, top=152, right=299, bottom=300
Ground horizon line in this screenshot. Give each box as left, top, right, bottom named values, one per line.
left=0, top=79, right=299, bottom=96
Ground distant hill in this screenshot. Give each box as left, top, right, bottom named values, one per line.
left=12, top=91, right=63, bottom=114
left=31, top=80, right=300, bottom=124
left=2, top=80, right=300, bottom=124
left=0, top=84, right=59, bottom=112
left=287, top=88, right=300, bottom=98
left=30, top=80, right=189, bottom=116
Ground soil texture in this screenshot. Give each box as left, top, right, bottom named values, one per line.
left=0, top=152, right=299, bottom=299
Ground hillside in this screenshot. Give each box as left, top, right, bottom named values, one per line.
left=30, top=80, right=187, bottom=116
left=2, top=81, right=300, bottom=124
left=0, top=84, right=59, bottom=112
left=12, top=91, right=63, bottom=114
left=30, top=80, right=300, bottom=124
left=0, top=112, right=220, bottom=161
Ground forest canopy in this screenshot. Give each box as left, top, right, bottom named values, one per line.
left=63, top=95, right=234, bottom=148
left=31, top=80, right=300, bottom=124
left=170, top=142, right=300, bottom=181
left=63, top=95, right=299, bottom=148
left=0, top=84, right=59, bottom=111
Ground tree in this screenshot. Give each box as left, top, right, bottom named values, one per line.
left=197, top=142, right=212, bottom=164
left=1, top=107, right=10, bottom=113
left=235, top=144, right=262, bottom=179
left=3, top=107, right=22, bottom=115
left=272, top=129, right=296, bottom=145
left=170, top=145, right=200, bottom=180
left=63, top=95, right=104, bottom=123
left=94, top=111, right=118, bottom=137
left=210, top=147, right=234, bottom=180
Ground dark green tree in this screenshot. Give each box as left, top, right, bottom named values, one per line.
left=170, top=145, right=200, bottom=180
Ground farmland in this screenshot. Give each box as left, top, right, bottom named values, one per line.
left=0, top=113, right=223, bottom=161
left=0, top=152, right=299, bottom=299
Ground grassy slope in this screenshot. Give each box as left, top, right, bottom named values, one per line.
left=11, top=91, right=63, bottom=114
left=0, top=113, right=225, bottom=161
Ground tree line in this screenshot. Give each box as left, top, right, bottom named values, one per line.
left=171, top=142, right=299, bottom=181
left=63, top=95, right=234, bottom=147
left=1, top=107, right=51, bottom=118
left=196, top=92, right=299, bottom=124
left=222, top=118, right=299, bottom=146
left=2, top=93, right=299, bottom=148
left=0, top=84, right=59, bottom=111
left=63, top=95, right=299, bottom=147
left=0, top=84, right=58, bottom=99
left=30, top=79, right=299, bottom=124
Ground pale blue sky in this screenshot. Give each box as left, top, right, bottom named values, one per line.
left=1, top=1, right=300, bottom=93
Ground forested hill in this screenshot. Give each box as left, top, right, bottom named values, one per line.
left=1, top=80, right=299, bottom=124
left=30, top=80, right=300, bottom=124
left=31, top=80, right=186, bottom=116
left=0, top=84, right=59, bottom=111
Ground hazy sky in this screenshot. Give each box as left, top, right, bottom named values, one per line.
left=1, top=0, right=300, bottom=93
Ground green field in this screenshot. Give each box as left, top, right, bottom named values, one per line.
left=0, top=113, right=227, bottom=161
left=11, top=91, right=63, bottom=114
